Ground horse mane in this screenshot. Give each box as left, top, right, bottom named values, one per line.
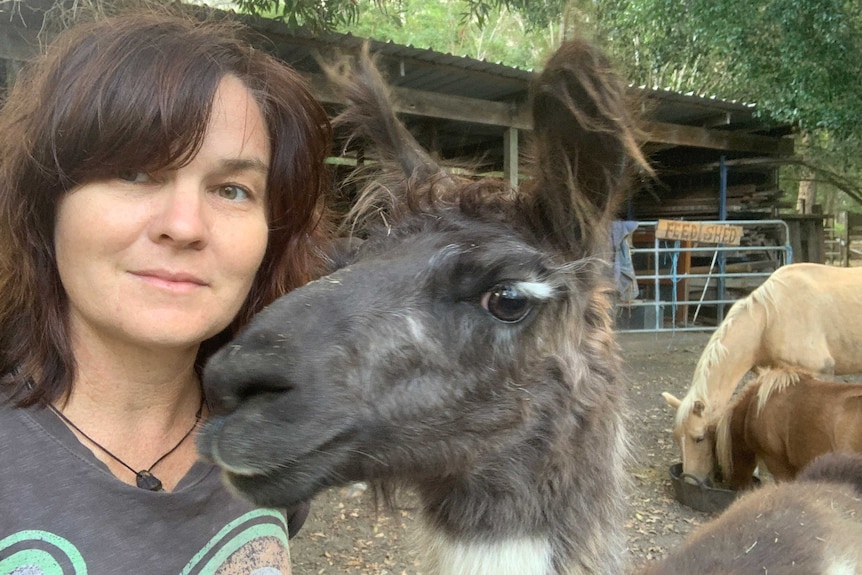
left=714, top=366, right=806, bottom=476
left=677, top=273, right=787, bottom=425
left=753, top=366, right=806, bottom=412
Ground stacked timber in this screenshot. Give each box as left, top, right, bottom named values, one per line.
left=632, top=184, right=783, bottom=218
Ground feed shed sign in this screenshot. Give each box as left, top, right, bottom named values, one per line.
left=655, top=220, right=743, bottom=246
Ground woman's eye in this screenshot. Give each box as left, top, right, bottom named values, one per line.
left=118, top=170, right=152, bottom=184
left=480, top=284, right=532, bottom=323
left=217, top=185, right=250, bottom=201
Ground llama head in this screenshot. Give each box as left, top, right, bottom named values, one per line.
left=197, top=39, right=649, bottom=552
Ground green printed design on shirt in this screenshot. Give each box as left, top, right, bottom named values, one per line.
left=179, top=508, right=289, bottom=575
left=0, top=549, right=63, bottom=575
left=0, top=530, right=88, bottom=574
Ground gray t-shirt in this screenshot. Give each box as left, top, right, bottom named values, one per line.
left=0, top=400, right=291, bottom=575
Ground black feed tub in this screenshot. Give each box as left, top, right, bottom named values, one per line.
left=669, top=463, right=760, bottom=513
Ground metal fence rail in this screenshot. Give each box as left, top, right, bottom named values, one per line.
left=615, top=219, right=793, bottom=333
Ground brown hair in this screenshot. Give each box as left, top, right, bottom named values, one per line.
left=0, top=11, right=334, bottom=406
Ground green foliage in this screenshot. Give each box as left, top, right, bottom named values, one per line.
left=594, top=0, right=862, bottom=139
left=233, top=0, right=567, bottom=34
left=331, top=0, right=557, bottom=69
left=233, top=0, right=385, bottom=30
left=590, top=0, right=862, bottom=207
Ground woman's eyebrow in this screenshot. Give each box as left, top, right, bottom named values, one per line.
left=217, top=158, right=270, bottom=176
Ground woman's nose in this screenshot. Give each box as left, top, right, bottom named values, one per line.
left=150, top=180, right=209, bottom=248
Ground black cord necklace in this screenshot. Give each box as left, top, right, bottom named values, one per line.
left=48, top=398, right=204, bottom=492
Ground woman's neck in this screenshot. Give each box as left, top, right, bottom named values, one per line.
left=63, top=326, right=202, bottom=415
left=53, top=336, right=206, bottom=491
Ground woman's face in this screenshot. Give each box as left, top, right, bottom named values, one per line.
left=54, top=75, right=270, bottom=354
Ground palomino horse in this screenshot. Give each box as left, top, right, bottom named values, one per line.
left=663, top=262, right=862, bottom=484
left=634, top=451, right=862, bottom=575
left=715, top=367, right=862, bottom=490
left=198, top=39, right=650, bottom=575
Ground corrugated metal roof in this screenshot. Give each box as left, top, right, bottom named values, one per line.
left=244, top=14, right=770, bottom=132
left=246, top=16, right=533, bottom=103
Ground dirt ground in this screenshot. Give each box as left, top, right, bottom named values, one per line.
left=289, top=330, right=718, bottom=574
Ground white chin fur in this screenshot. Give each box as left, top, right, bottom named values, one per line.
left=420, top=530, right=553, bottom=575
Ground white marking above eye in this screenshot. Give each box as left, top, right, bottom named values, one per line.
left=510, top=280, right=555, bottom=300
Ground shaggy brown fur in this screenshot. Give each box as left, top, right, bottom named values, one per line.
left=634, top=452, right=862, bottom=575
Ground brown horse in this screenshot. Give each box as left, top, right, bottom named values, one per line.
left=634, top=451, right=862, bottom=575
left=197, top=38, right=650, bottom=575
left=714, top=367, right=862, bottom=490
left=663, top=263, right=862, bottom=485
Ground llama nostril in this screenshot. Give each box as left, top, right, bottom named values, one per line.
left=206, top=393, right=238, bottom=416
left=205, top=374, right=296, bottom=417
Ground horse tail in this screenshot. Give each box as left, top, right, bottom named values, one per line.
left=798, top=452, right=862, bottom=495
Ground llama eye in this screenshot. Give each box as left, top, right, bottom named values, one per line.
left=481, top=285, right=532, bottom=323
left=694, top=436, right=705, bottom=443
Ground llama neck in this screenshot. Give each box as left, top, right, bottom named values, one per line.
left=419, top=529, right=554, bottom=575
left=413, top=442, right=629, bottom=575
left=411, top=350, right=629, bottom=575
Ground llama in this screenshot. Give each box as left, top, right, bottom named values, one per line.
left=634, top=452, right=862, bottom=575
left=197, top=38, right=650, bottom=575
left=662, top=263, right=862, bottom=484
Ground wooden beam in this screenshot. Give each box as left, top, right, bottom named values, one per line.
left=503, top=127, right=519, bottom=188
left=306, top=73, right=531, bottom=130
left=310, top=73, right=792, bottom=156
left=643, top=121, right=794, bottom=156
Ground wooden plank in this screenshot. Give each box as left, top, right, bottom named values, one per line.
left=643, top=121, right=794, bottom=156
left=307, top=74, right=794, bottom=156
left=307, top=73, right=531, bottom=130
left=503, top=127, right=519, bottom=188
left=655, top=219, right=744, bottom=245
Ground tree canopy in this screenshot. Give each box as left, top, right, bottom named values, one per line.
left=593, top=0, right=862, bottom=139
left=233, top=0, right=568, bottom=31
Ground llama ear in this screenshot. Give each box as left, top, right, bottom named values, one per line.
left=662, top=392, right=681, bottom=409
left=323, top=43, right=456, bottom=192
left=692, top=400, right=706, bottom=417
left=524, top=39, right=650, bottom=257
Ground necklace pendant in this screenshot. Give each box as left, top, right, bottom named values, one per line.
left=136, top=470, right=163, bottom=491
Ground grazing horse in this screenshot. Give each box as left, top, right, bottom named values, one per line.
left=663, top=263, right=862, bottom=484
left=633, top=451, right=862, bottom=575
left=715, top=368, right=862, bottom=490
left=197, top=39, right=650, bottom=575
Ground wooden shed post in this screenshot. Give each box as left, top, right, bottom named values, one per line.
left=503, top=127, right=519, bottom=189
